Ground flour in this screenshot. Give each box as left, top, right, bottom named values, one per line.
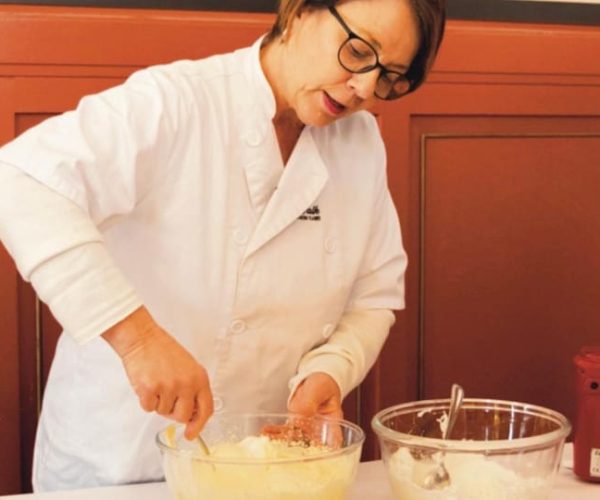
left=387, top=447, right=551, bottom=500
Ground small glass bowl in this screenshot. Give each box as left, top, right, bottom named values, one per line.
left=156, top=412, right=364, bottom=500
left=372, top=398, right=571, bottom=499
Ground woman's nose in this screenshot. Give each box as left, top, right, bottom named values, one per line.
left=347, top=70, right=379, bottom=100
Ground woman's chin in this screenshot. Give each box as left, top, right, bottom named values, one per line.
left=294, top=98, right=346, bottom=128
left=300, top=110, right=342, bottom=128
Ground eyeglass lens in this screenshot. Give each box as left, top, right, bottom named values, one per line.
left=338, top=38, right=410, bottom=100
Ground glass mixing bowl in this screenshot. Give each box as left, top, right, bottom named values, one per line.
left=156, top=412, right=364, bottom=500
left=372, top=398, right=571, bottom=500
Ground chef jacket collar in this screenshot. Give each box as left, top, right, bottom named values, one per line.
left=243, top=36, right=277, bottom=122
left=241, top=37, right=330, bottom=258
left=245, top=126, right=329, bottom=257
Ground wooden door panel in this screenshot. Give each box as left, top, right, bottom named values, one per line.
left=15, top=280, right=37, bottom=495
left=0, top=247, right=21, bottom=493
left=420, top=126, right=600, bottom=424
left=0, top=6, right=272, bottom=70
left=0, top=77, right=22, bottom=495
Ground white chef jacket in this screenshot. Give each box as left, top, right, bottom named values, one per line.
left=0, top=38, right=406, bottom=491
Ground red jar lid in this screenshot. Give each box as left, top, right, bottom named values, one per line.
left=574, top=346, right=600, bottom=374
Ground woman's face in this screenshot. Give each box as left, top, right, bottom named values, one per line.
left=274, top=0, right=420, bottom=127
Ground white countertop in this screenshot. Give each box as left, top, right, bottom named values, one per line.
left=3, top=444, right=598, bottom=499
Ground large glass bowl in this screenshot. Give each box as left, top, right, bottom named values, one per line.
left=372, top=398, right=571, bottom=499
left=156, top=412, right=364, bottom=500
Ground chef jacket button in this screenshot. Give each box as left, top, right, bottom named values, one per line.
left=213, top=396, right=224, bottom=412
left=230, top=319, right=246, bottom=334
left=245, top=129, right=263, bottom=147
left=233, top=228, right=248, bottom=245
left=322, top=323, right=335, bottom=339
left=324, top=237, right=337, bottom=253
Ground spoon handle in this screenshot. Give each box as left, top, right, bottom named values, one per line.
left=197, top=434, right=210, bottom=455
left=443, top=383, right=464, bottom=440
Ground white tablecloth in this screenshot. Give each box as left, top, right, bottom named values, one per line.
left=3, top=444, right=598, bottom=499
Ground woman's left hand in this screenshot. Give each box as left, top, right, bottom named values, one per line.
left=261, top=373, right=343, bottom=446
left=287, top=372, right=343, bottom=419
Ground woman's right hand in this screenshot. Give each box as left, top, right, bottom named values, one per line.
left=102, top=306, right=213, bottom=440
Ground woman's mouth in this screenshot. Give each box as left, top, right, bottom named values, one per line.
left=323, top=92, right=347, bottom=116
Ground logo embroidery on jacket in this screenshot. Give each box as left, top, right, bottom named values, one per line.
left=299, top=205, right=321, bottom=221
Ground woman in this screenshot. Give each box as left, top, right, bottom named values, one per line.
left=0, top=0, right=445, bottom=491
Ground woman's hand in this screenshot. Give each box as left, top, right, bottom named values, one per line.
left=102, top=306, right=213, bottom=440
left=288, top=372, right=343, bottom=419
left=263, top=372, right=343, bottom=448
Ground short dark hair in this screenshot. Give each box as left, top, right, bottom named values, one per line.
left=263, top=0, right=446, bottom=94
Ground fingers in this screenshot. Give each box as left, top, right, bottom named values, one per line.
left=328, top=404, right=344, bottom=420
left=261, top=417, right=343, bottom=449
left=184, top=392, right=214, bottom=440
left=117, top=323, right=214, bottom=435
left=137, top=385, right=213, bottom=441
left=326, top=419, right=344, bottom=449
left=327, top=425, right=344, bottom=449
left=156, top=393, right=177, bottom=416
left=169, top=395, right=195, bottom=424
left=288, top=372, right=343, bottom=418
left=135, top=383, right=196, bottom=418
left=260, top=420, right=312, bottom=445
left=288, top=383, right=318, bottom=416
left=261, top=424, right=289, bottom=440
left=138, top=391, right=158, bottom=413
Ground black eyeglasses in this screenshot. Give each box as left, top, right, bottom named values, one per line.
left=328, top=6, right=412, bottom=101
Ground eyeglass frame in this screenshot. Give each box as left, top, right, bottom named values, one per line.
left=328, top=5, right=413, bottom=101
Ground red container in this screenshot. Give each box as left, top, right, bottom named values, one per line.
left=573, top=346, right=600, bottom=482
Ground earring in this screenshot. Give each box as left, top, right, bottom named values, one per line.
left=281, top=28, right=289, bottom=43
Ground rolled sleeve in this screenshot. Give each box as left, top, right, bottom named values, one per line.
left=0, top=163, right=143, bottom=343
left=30, top=242, right=143, bottom=344
left=288, top=308, right=396, bottom=401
